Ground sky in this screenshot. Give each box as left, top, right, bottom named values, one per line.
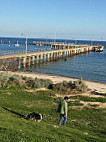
left=0, top=0, right=106, bottom=40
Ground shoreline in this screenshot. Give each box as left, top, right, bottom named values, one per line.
left=30, top=71, right=106, bottom=84
left=3, top=71, right=106, bottom=94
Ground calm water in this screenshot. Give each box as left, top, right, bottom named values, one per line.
left=0, top=37, right=106, bottom=83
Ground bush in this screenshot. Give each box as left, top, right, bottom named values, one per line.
left=25, top=78, right=35, bottom=87
left=0, top=72, right=10, bottom=87
left=74, top=78, right=88, bottom=92
left=22, top=76, right=53, bottom=88
left=0, top=72, right=53, bottom=89
left=51, top=81, right=69, bottom=93
left=32, top=78, right=53, bottom=88
left=9, top=74, right=25, bottom=86
left=51, top=78, right=88, bottom=94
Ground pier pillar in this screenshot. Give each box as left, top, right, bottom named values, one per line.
left=66, top=51, right=68, bottom=57
left=28, top=57, right=31, bottom=67
left=84, top=48, right=86, bottom=52
left=22, top=57, right=26, bottom=68
left=58, top=52, right=61, bottom=59
left=62, top=52, right=64, bottom=58
left=39, top=55, right=41, bottom=63
left=70, top=51, right=72, bottom=56
left=61, top=52, right=63, bottom=58
left=72, top=50, right=75, bottom=55
left=43, top=54, right=46, bottom=62
left=55, top=52, right=58, bottom=59
left=68, top=51, right=70, bottom=56
left=47, top=54, right=50, bottom=62
left=88, top=46, right=92, bottom=52
left=40, top=54, right=43, bottom=63
left=32, top=56, right=35, bottom=65
left=78, top=49, right=80, bottom=54
left=58, top=52, right=60, bottom=58
left=51, top=45, right=52, bottom=49
left=35, top=56, right=37, bottom=63
left=36, top=55, right=39, bottom=64
left=58, top=52, right=60, bottom=59
left=60, top=52, right=62, bottom=58
left=86, top=48, right=88, bottom=52
left=17, top=57, right=20, bottom=69
left=53, top=53, right=56, bottom=60
left=49, top=53, right=52, bottom=61
left=55, top=52, right=57, bottom=59
left=74, top=50, right=76, bottom=55
left=81, top=48, right=84, bottom=53
left=64, top=51, right=67, bottom=57
left=56, top=52, right=58, bottom=59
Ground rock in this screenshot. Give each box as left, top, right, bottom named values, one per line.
left=0, top=58, right=17, bottom=72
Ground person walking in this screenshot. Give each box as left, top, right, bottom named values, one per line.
left=58, top=96, right=68, bottom=127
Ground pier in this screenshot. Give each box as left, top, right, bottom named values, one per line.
left=0, top=43, right=104, bottom=69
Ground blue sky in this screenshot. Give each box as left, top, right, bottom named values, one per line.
left=0, top=0, right=106, bottom=40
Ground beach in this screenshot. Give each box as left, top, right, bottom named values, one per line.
left=5, top=71, right=106, bottom=95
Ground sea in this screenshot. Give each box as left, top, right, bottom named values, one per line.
left=0, top=37, right=106, bottom=84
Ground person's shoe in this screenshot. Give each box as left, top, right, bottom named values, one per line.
left=54, top=125, right=59, bottom=128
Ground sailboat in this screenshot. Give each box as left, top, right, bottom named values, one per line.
left=14, top=41, right=19, bottom=47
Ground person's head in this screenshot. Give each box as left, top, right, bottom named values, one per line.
left=64, top=96, right=68, bottom=101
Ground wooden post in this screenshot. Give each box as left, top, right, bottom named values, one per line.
left=32, top=56, right=35, bottom=65
left=22, top=57, right=26, bottom=68
left=53, top=53, right=56, bottom=60
left=40, top=55, right=43, bottom=63
left=28, top=57, right=30, bottom=66
left=47, top=54, right=50, bottom=62
left=44, top=54, right=46, bottom=62
left=17, top=57, right=20, bottom=69
left=36, top=55, right=39, bottom=64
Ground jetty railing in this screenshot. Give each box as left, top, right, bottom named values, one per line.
left=0, top=48, right=51, bottom=56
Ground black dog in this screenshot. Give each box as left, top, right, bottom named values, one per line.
left=26, top=112, right=43, bottom=122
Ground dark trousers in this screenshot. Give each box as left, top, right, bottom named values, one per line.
left=58, top=114, right=67, bottom=126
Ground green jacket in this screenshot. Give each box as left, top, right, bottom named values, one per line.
left=60, top=99, right=68, bottom=115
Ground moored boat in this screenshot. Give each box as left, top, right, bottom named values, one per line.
left=14, top=41, right=19, bottom=47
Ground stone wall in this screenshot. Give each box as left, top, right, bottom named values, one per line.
left=0, top=58, right=17, bottom=71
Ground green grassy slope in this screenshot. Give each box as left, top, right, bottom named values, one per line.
left=0, top=88, right=106, bottom=142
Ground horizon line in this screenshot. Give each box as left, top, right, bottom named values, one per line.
left=0, top=36, right=105, bottom=42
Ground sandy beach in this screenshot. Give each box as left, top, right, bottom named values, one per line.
left=4, top=71, right=106, bottom=95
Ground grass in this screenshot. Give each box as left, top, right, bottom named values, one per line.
left=69, top=95, right=106, bottom=103
left=0, top=87, right=106, bottom=142
left=68, top=101, right=84, bottom=106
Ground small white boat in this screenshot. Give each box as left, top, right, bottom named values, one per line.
left=14, top=41, right=19, bottom=47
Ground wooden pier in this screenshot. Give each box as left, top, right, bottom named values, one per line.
left=0, top=43, right=104, bottom=69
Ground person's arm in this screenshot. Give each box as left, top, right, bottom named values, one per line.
left=64, top=101, right=67, bottom=116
